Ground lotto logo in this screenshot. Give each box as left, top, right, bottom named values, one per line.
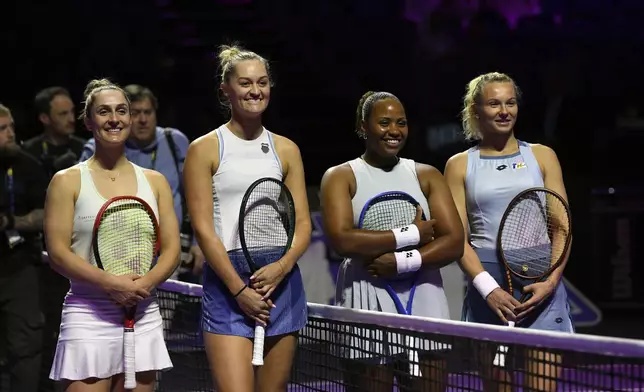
left=406, top=252, right=413, bottom=258
left=401, top=226, right=409, bottom=232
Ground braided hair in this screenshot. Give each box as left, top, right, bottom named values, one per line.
left=354, top=91, right=400, bottom=139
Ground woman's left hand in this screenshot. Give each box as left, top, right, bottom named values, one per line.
left=514, top=280, right=557, bottom=320
left=249, top=261, right=287, bottom=300
left=364, top=253, right=398, bottom=279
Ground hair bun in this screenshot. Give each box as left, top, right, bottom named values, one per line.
left=218, top=45, right=243, bottom=66
left=83, top=78, right=113, bottom=99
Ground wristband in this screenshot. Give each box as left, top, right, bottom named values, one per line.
left=472, top=271, right=500, bottom=299
left=391, top=224, right=420, bottom=250
left=394, top=249, right=422, bottom=275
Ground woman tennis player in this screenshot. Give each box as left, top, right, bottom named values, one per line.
left=45, top=79, right=178, bottom=391
left=444, top=71, right=573, bottom=391
left=183, top=44, right=311, bottom=392
left=320, top=91, right=464, bottom=392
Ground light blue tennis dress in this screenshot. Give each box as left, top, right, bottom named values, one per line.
left=462, top=140, right=574, bottom=332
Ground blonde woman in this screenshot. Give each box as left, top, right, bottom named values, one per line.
left=183, top=44, right=311, bottom=392
left=444, top=72, right=573, bottom=391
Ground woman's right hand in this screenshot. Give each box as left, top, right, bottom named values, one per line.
left=413, top=206, right=437, bottom=246
left=486, top=288, right=521, bottom=324
left=104, top=274, right=151, bottom=307
left=234, top=286, right=274, bottom=327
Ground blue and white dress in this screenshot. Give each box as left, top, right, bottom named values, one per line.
left=201, top=125, right=307, bottom=337
left=462, top=141, right=574, bottom=332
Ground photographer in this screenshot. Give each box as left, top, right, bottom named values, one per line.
left=0, top=104, right=46, bottom=392
left=22, top=87, right=86, bottom=180
left=21, top=87, right=85, bottom=391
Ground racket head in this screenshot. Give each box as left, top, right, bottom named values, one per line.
left=498, top=187, right=572, bottom=281
left=358, top=191, right=426, bottom=232
left=92, top=196, right=160, bottom=276
left=238, top=177, right=296, bottom=272
left=358, top=191, right=425, bottom=282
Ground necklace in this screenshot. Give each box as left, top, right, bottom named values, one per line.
left=88, top=159, right=121, bottom=181
left=105, top=170, right=120, bottom=182
left=360, top=154, right=400, bottom=168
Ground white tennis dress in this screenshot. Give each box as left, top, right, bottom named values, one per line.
left=49, top=161, right=173, bottom=381
left=335, top=158, right=451, bottom=360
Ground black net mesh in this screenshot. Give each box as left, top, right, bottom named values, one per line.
left=156, top=280, right=644, bottom=392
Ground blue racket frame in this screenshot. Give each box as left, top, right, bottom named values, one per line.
left=357, top=191, right=426, bottom=315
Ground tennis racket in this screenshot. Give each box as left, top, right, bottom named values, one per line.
left=92, top=196, right=160, bottom=389
left=493, top=187, right=572, bottom=367
left=357, top=191, right=426, bottom=377
left=238, top=177, right=296, bottom=366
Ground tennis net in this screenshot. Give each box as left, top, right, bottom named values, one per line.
left=157, top=279, right=644, bottom=391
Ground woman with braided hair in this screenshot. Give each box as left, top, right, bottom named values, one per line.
left=320, top=91, right=463, bottom=392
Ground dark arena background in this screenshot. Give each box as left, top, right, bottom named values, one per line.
left=2, top=0, right=644, bottom=391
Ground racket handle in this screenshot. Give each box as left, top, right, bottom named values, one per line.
left=493, top=321, right=515, bottom=368
left=251, top=323, right=265, bottom=366
left=123, top=328, right=136, bottom=389
left=405, top=335, right=422, bottom=378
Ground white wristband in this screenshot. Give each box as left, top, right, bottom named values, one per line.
left=394, top=249, right=422, bottom=275
left=391, top=224, right=420, bottom=250
left=472, top=271, right=500, bottom=299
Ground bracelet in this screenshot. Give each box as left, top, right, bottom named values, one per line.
left=391, top=224, right=420, bottom=250
left=472, top=271, right=500, bottom=299
left=394, top=249, right=422, bottom=275
left=232, top=284, right=247, bottom=298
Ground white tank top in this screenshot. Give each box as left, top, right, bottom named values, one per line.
left=70, top=161, right=159, bottom=296
left=212, top=124, right=283, bottom=251
left=342, top=157, right=448, bottom=319
left=348, top=157, right=431, bottom=225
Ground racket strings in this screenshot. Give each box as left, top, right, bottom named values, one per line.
left=241, top=181, right=294, bottom=252
left=96, top=200, right=157, bottom=276
left=500, top=191, right=570, bottom=278
left=359, top=195, right=420, bottom=283
left=361, top=198, right=418, bottom=232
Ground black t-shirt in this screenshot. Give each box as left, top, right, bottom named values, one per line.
left=0, top=150, right=48, bottom=275
left=22, top=134, right=86, bottom=179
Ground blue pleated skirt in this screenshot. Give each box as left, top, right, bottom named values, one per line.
left=202, top=247, right=308, bottom=337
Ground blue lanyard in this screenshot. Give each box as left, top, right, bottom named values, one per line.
left=5, top=168, right=14, bottom=215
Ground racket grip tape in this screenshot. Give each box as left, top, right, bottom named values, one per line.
left=252, top=323, right=265, bottom=366
left=493, top=321, right=515, bottom=368
left=123, top=327, right=136, bottom=389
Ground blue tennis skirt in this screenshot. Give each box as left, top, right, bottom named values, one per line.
left=462, top=248, right=574, bottom=333
left=202, top=247, right=308, bottom=338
